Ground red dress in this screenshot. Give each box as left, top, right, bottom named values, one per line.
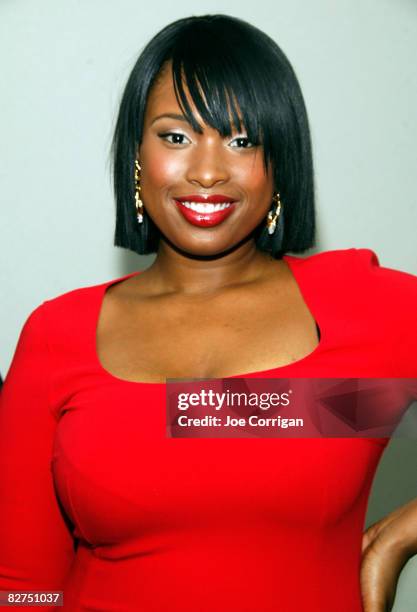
left=1, top=248, right=416, bottom=611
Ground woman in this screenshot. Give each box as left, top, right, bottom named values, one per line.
left=0, top=13, right=416, bottom=612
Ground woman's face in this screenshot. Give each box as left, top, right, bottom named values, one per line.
left=137, top=61, right=275, bottom=257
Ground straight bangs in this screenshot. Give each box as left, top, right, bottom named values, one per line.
left=168, top=28, right=270, bottom=173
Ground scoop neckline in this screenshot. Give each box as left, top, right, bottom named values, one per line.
left=91, top=254, right=326, bottom=386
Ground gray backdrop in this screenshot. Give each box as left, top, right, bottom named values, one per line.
left=0, top=1, right=416, bottom=609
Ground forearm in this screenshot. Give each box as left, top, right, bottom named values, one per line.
left=363, top=496, right=417, bottom=559
left=361, top=497, right=417, bottom=612
left=385, top=497, right=417, bottom=557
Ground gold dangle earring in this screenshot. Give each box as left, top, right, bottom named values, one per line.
left=135, top=160, right=144, bottom=224
left=266, top=192, right=282, bottom=235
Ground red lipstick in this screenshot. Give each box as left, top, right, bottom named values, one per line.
left=175, top=194, right=237, bottom=203
left=173, top=194, right=238, bottom=228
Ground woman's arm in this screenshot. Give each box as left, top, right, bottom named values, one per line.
left=359, top=255, right=417, bottom=610
left=0, top=305, right=75, bottom=609
left=360, top=496, right=417, bottom=612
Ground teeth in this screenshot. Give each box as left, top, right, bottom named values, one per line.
left=180, top=201, right=232, bottom=213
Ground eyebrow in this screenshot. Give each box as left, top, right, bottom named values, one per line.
left=150, top=113, right=192, bottom=126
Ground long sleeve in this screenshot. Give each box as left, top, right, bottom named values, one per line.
left=355, top=248, right=417, bottom=396
left=0, top=304, right=75, bottom=607
left=390, top=260, right=417, bottom=396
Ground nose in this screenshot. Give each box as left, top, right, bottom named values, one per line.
left=185, top=140, right=230, bottom=188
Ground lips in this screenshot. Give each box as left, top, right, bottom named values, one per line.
left=174, top=194, right=238, bottom=203
left=174, top=197, right=237, bottom=228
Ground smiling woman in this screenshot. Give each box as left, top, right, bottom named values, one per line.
left=111, top=14, right=315, bottom=258
left=135, top=61, right=275, bottom=237
left=1, top=12, right=417, bottom=612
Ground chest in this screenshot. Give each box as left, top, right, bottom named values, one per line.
left=96, top=283, right=320, bottom=382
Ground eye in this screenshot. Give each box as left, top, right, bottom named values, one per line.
left=229, top=136, right=255, bottom=149
left=158, top=132, right=190, bottom=145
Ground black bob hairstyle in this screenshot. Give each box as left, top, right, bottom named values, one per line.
left=111, top=13, right=316, bottom=258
